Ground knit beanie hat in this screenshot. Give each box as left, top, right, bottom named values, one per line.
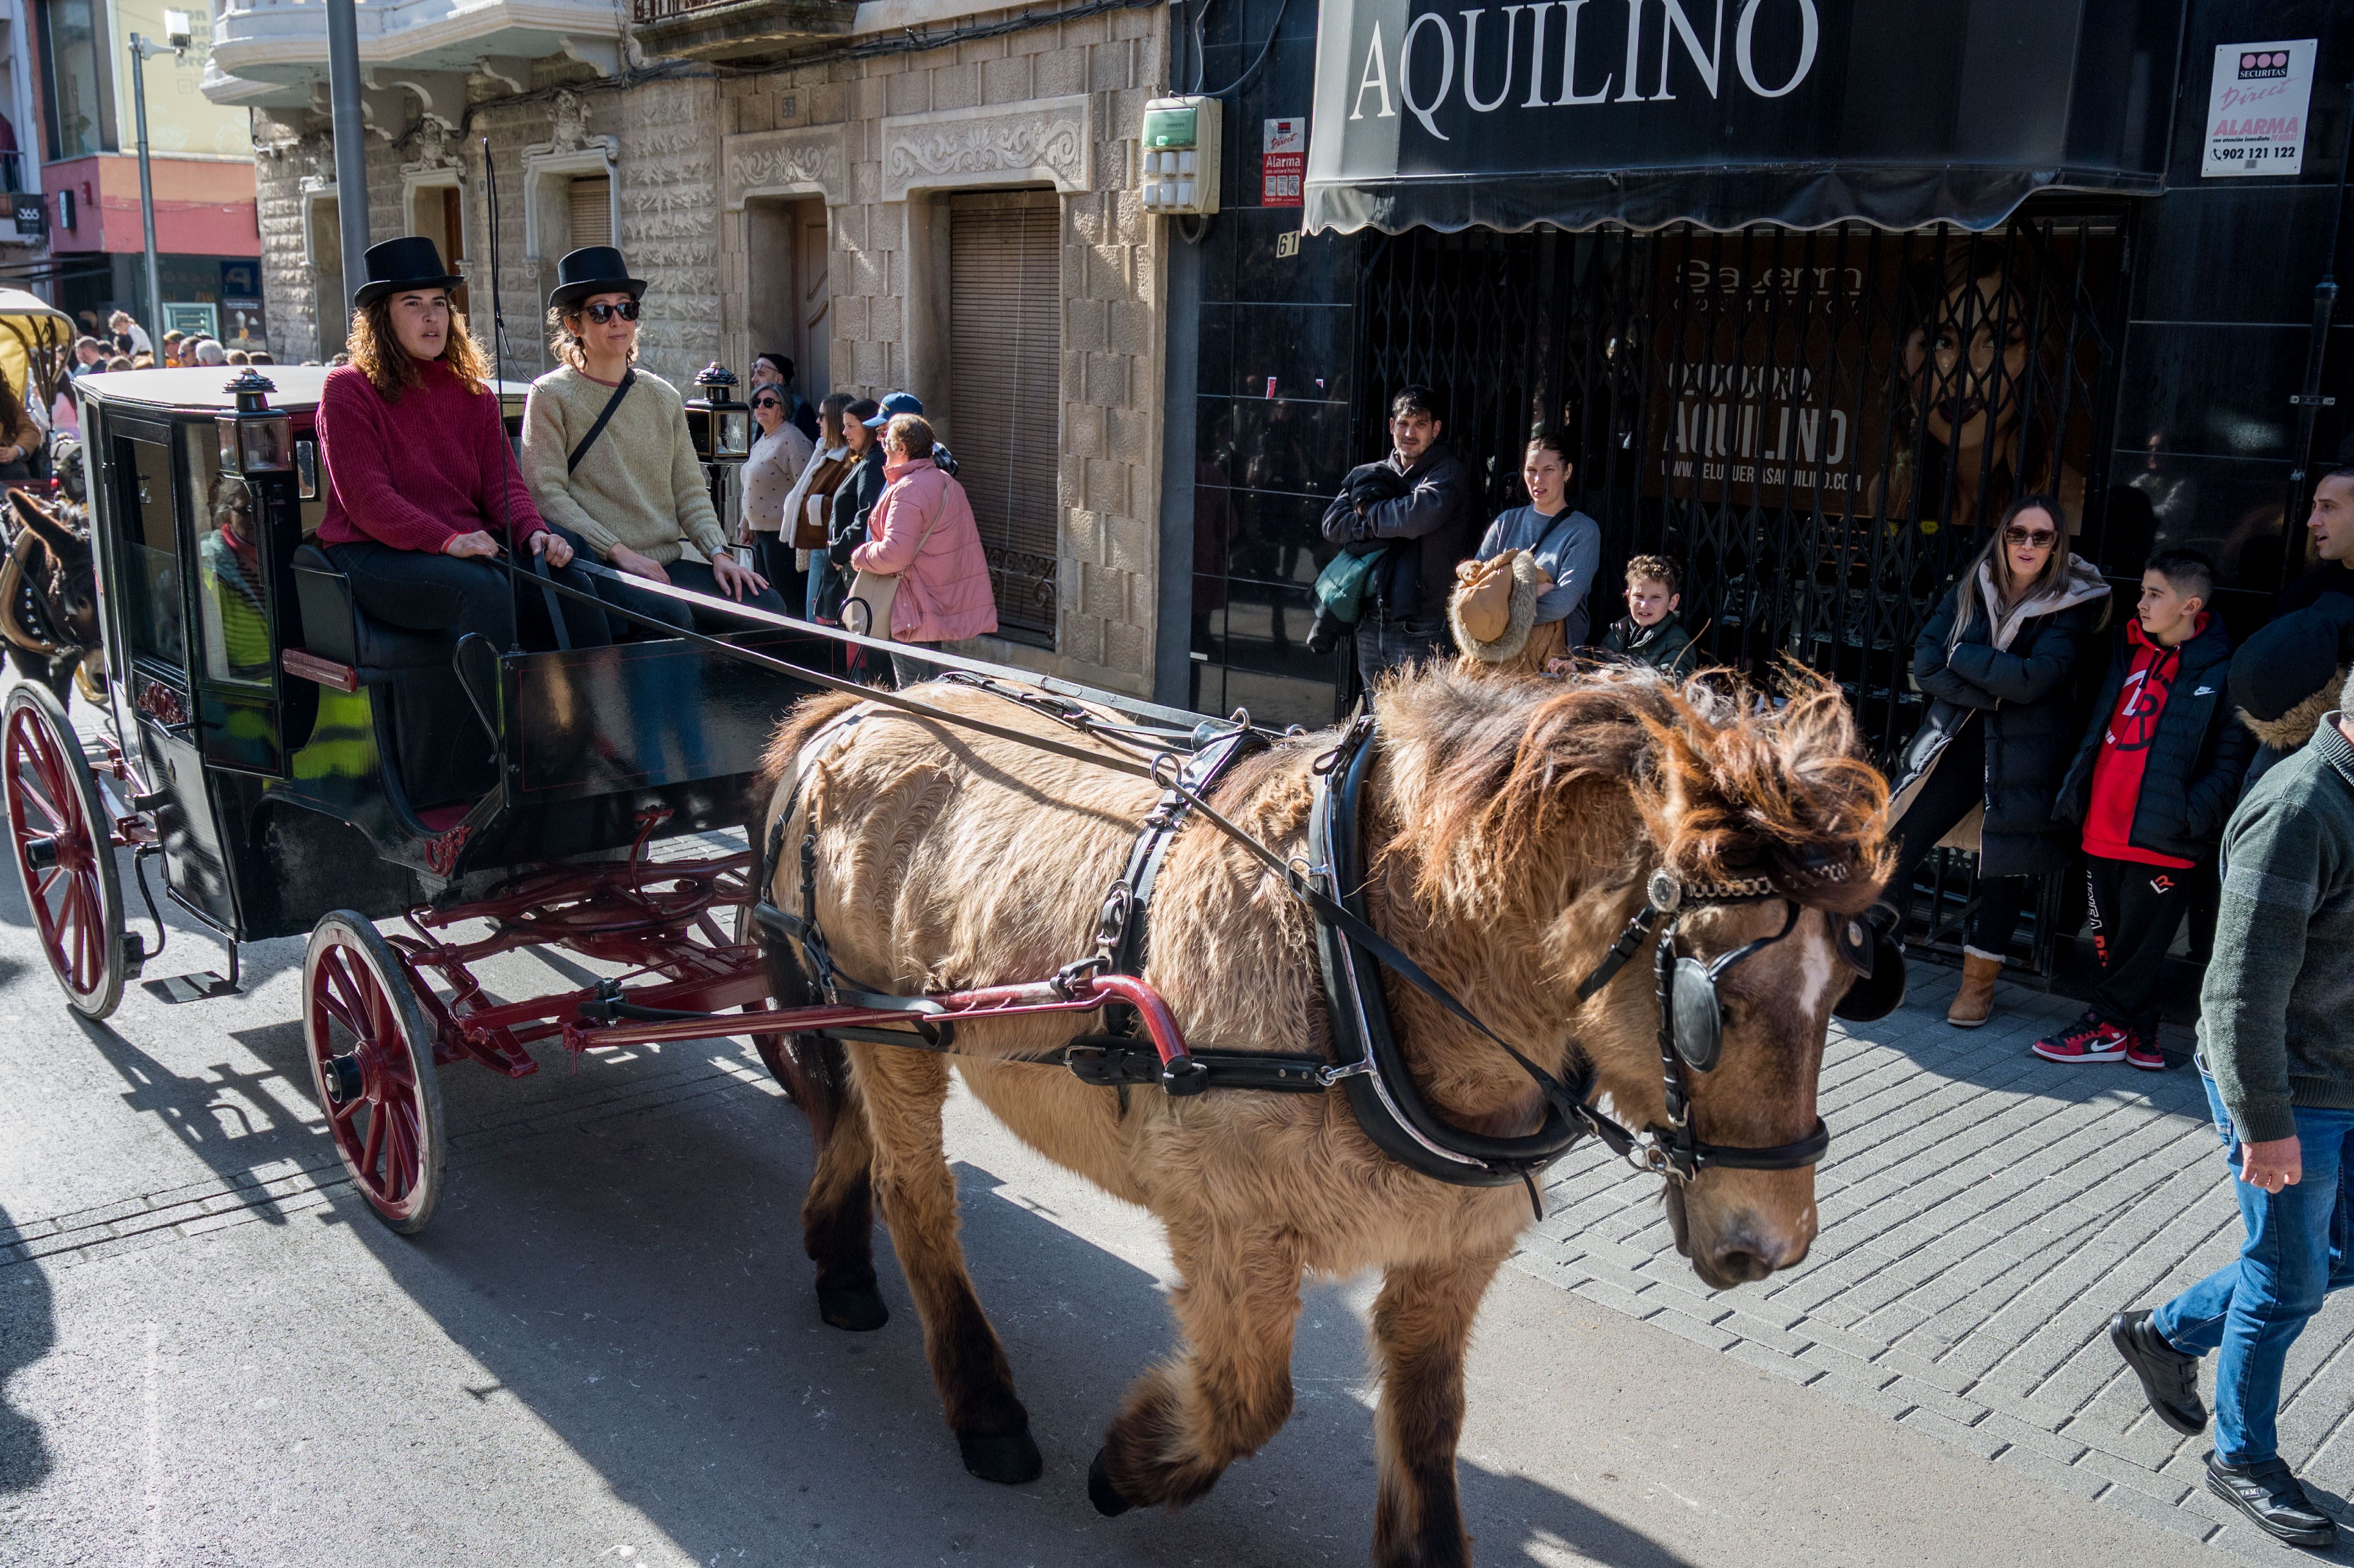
left=2232, top=597, right=2354, bottom=751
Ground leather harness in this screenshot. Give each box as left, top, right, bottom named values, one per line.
left=747, top=696, right=1840, bottom=1213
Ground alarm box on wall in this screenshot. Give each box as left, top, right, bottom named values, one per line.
left=1139, top=96, right=1221, bottom=216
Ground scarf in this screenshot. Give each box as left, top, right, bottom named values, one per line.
left=1959, top=554, right=2110, bottom=652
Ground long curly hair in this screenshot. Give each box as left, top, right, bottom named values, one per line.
left=346, top=292, right=491, bottom=401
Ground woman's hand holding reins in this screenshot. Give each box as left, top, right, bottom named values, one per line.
left=532, top=530, right=574, bottom=569
left=442, top=530, right=500, bottom=560
left=610, top=544, right=670, bottom=584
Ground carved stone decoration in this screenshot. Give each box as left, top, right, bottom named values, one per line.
left=879, top=97, right=1092, bottom=202
left=402, top=115, right=463, bottom=177
left=296, top=135, right=336, bottom=195
left=548, top=90, right=592, bottom=155
left=722, top=125, right=849, bottom=209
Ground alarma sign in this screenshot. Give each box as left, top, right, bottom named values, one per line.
left=1263, top=118, right=1306, bottom=207
left=2203, top=39, right=2316, bottom=178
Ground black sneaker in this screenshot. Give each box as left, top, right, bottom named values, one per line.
left=2206, top=1456, right=2338, bottom=1548
left=2110, top=1310, right=2207, bottom=1435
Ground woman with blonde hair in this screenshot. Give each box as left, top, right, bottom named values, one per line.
left=522, top=244, right=787, bottom=634
left=313, top=236, right=608, bottom=652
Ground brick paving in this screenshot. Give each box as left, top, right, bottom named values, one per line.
left=1513, top=960, right=2354, bottom=1558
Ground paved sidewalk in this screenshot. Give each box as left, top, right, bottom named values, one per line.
left=1513, top=961, right=2354, bottom=1560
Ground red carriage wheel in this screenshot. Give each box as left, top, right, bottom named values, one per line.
left=4, top=683, right=126, bottom=1020
left=304, top=911, right=447, bottom=1234
left=733, top=899, right=804, bottom=1106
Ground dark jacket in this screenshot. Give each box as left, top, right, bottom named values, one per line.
left=2278, top=559, right=2353, bottom=615
left=1598, top=613, right=1697, bottom=677
left=2056, top=613, right=2254, bottom=861
left=1318, top=439, right=1476, bottom=623
left=827, top=441, right=890, bottom=565
left=1901, top=564, right=2110, bottom=879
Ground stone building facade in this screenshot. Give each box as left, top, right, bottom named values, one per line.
left=245, top=4, right=1170, bottom=697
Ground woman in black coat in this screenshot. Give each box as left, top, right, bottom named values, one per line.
left=1885, top=495, right=2112, bottom=1027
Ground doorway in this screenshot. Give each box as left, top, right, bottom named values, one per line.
left=745, top=195, right=830, bottom=404
left=307, top=198, right=346, bottom=358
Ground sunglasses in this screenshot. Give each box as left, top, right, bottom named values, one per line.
left=581, top=300, right=640, bottom=324
left=2004, top=526, right=2058, bottom=549
left=752, top=396, right=782, bottom=409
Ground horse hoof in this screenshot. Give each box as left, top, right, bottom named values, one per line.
left=1087, top=1448, right=1134, bottom=1517
left=817, top=1285, right=888, bottom=1332
left=958, top=1428, right=1043, bottom=1485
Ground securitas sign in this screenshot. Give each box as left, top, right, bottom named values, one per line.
left=1305, top=0, right=2180, bottom=236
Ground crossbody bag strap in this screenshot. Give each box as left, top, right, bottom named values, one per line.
left=566, top=369, right=637, bottom=474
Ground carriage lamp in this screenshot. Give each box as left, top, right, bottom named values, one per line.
left=216, top=370, right=293, bottom=476
left=686, top=364, right=752, bottom=465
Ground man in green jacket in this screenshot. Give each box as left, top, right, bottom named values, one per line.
left=2108, top=673, right=2354, bottom=1549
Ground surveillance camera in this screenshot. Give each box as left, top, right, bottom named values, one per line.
left=162, top=9, right=193, bottom=50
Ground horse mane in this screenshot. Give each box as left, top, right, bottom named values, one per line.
left=1381, top=662, right=1891, bottom=917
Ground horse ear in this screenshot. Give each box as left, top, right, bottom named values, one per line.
left=9, top=489, right=82, bottom=559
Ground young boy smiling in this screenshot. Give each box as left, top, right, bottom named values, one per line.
left=2042, top=550, right=2254, bottom=1068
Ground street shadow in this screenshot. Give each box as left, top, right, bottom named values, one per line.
left=0, top=1204, right=56, bottom=1494
left=322, top=1083, right=1697, bottom=1567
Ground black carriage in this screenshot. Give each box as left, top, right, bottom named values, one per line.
left=4, top=366, right=839, bottom=1229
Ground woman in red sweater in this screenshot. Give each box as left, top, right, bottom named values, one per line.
left=315, top=237, right=609, bottom=650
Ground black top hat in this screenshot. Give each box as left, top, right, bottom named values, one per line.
left=352, top=236, right=465, bottom=308
left=549, top=246, right=648, bottom=313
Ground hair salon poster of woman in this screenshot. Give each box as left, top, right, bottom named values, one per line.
left=1646, top=230, right=2104, bottom=535
left=2203, top=40, right=2316, bottom=178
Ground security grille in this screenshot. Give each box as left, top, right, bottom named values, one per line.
left=1351, top=207, right=2132, bottom=973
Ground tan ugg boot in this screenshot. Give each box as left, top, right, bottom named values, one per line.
left=1947, top=949, right=2003, bottom=1028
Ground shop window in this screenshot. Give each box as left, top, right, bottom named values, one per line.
left=41, top=0, right=113, bottom=160
left=113, top=434, right=184, bottom=670
left=948, top=190, right=1061, bottom=642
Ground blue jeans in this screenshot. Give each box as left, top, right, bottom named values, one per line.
left=2152, top=1066, right=2354, bottom=1464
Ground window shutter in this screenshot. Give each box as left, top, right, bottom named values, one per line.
left=568, top=176, right=612, bottom=250
left=949, top=191, right=1061, bottom=640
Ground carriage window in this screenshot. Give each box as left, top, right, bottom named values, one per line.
left=114, top=436, right=185, bottom=669
left=184, top=425, right=275, bottom=690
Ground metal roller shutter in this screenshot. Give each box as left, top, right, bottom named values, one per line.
left=949, top=190, right=1060, bottom=639
left=568, top=176, right=612, bottom=251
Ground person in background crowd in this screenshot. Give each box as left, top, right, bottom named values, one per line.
left=738, top=376, right=815, bottom=609
left=103, top=355, right=132, bottom=374
left=108, top=310, right=152, bottom=358
left=314, top=236, right=609, bottom=656
left=70, top=337, right=104, bottom=377
left=866, top=391, right=957, bottom=475
left=1596, top=555, right=1698, bottom=676
left=193, top=338, right=228, bottom=368
left=160, top=330, right=186, bottom=368
left=2280, top=466, right=2353, bottom=614
left=1458, top=430, right=1601, bottom=667
left=2109, top=668, right=2354, bottom=1551
left=750, top=352, right=822, bottom=445
left=2231, top=598, right=2354, bottom=790
left=226, top=349, right=251, bottom=366
left=1319, top=385, right=1476, bottom=693
left=850, top=412, right=996, bottom=686
left=0, top=373, right=37, bottom=482
left=523, top=244, right=786, bottom=636
left=1882, top=495, right=2111, bottom=1028
left=825, top=397, right=888, bottom=606
left=249, top=351, right=276, bottom=366
left=130, top=353, right=155, bottom=370
left=2043, top=550, right=2252, bottom=1069
left=785, top=391, right=858, bottom=620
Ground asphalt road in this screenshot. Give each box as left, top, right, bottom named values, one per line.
left=0, top=825, right=2235, bottom=1566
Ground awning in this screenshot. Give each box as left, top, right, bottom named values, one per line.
left=1304, top=0, right=2183, bottom=235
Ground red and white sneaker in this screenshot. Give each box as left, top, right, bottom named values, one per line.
left=2033, top=1011, right=2129, bottom=1063
left=2125, top=1026, right=2168, bottom=1072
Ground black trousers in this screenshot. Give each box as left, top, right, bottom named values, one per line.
left=1886, top=716, right=2031, bottom=957
left=324, top=538, right=613, bottom=650
left=2085, top=855, right=2195, bottom=1034
left=590, top=556, right=793, bottom=637
left=747, top=532, right=808, bottom=620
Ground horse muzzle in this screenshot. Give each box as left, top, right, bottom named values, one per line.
left=1665, top=1180, right=1816, bottom=1289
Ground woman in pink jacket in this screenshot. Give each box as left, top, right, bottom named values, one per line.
left=850, top=412, right=998, bottom=685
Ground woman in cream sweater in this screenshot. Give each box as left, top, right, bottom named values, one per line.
left=521, top=245, right=789, bottom=634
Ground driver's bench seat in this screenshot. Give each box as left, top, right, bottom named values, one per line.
left=289, top=542, right=498, bottom=811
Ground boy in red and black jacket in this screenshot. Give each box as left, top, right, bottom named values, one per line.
left=2041, top=551, right=2255, bottom=1069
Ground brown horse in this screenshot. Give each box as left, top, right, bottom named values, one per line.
left=751, top=661, right=1889, bottom=1566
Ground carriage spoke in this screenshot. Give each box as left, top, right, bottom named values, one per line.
left=34, top=865, right=64, bottom=905
left=322, top=956, right=370, bottom=1042
left=360, top=1106, right=385, bottom=1184
left=15, top=775, right=64, bottom=834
